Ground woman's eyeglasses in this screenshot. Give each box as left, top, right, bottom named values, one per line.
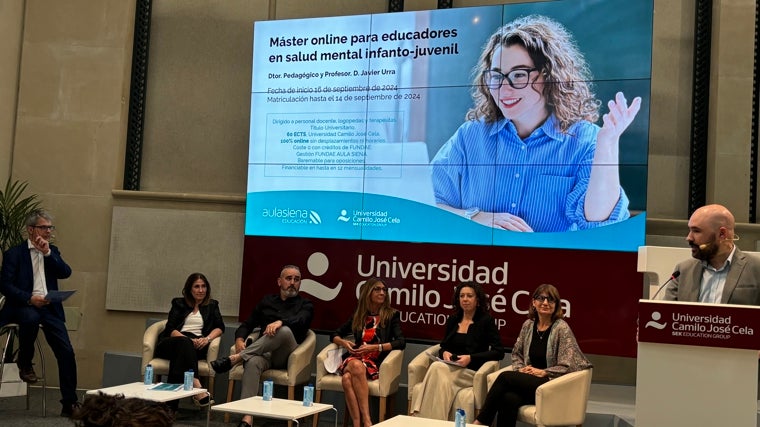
left=372, top=287, right=387, bottom=293
left=483, top=68, right=538, bottom=90
left=533, top=295, right=556, bottom=303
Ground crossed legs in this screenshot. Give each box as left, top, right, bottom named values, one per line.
left=475, top=370, right=549, bottom=427
left=154, top=335, right=209, bottom=408
left=341, top=359, right=372, bottom=427
left=235, top=327, right=297, bottom=426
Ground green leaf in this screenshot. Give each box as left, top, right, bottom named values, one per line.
left=0, top=178, right=41, bottom=252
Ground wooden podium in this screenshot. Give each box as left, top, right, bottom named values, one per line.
left=636, top=299, right=760, bottom=427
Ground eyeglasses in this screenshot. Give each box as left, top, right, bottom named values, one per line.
left=372, top=287, right=387, bottom=293
left=483, top=68, right=538, bottom=90
left=31, top=225, right=56, bottom=231
left=533, top=295, right=556, bottom=303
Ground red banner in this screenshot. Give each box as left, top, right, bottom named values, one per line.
left=241, top=236, right=642, bottom=357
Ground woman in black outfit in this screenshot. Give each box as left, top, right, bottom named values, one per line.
left=410, top=281, right=504, bottom=420
left=154, top=272, right=225, bottom=408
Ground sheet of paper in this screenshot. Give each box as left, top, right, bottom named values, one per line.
left=45, top=290, right=76, bottom=303
left=426, top=351, right=463, bottom=367
left=324, top=348, right=345, bottom=374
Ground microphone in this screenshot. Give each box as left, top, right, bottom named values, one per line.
left=699, top=234, right=740, bottom=250
left=651, top=271, right=680, bottom=300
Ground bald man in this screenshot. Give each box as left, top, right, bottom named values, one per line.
left=662, top=204, right=760, bottom=304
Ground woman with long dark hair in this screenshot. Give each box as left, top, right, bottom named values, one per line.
left=154, top=273, right=224, bottom=408
left=410, top=281, right=504, bottom=421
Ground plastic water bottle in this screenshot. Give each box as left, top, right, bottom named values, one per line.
left=263, top=379, right=273, bottom=401
left=455, top=408, right=466, bottom=427
left=144, top=364, right=153, bottom=385
left=303, top=383, right=314, bottom=406
left=183, top=369, right=194, bottom=391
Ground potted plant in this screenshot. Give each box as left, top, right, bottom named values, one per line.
left=0, top=178, right=41, bottom=254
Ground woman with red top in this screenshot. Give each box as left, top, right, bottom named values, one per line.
left=331, top=278, right=406, bottom=427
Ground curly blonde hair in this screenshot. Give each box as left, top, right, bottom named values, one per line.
left=467, top=15, right=600, bottom=133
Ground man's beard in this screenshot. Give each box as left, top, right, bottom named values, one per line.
left=691, top=239, right=719, bottom=261
left=282, top=287, right=298, bottom=298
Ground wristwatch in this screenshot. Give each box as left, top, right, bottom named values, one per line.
left=464, top=207, right=480, bottom=220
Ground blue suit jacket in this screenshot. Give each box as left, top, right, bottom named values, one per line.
left=0, top=241, right=72, bottom=320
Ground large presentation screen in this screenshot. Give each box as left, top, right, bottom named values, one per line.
left=246, top=0, right=651, bottom=252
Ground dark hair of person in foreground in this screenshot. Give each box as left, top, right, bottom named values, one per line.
left=70, top=392, right=174, bottom=427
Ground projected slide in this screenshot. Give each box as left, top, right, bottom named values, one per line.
left=246, top=0, right=652, bottom=251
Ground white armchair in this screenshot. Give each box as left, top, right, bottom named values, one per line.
left=313, top=342, right=403, bottom=427
left=141, top=320, right=221, bottom=392
left=481, top=366, right=593, bottom=427
left=223, top=329, right=316, bottom=423
left=407, top=344, right=501, bottom=422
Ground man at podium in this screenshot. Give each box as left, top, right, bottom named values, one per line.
left=663, top=204, right=760, bottom=304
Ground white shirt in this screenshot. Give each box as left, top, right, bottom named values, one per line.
left=181, top=310, right=203, bottom=336
left=27, top=239, right=48, bottom=297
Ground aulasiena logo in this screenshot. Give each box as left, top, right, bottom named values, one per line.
left=261, top=207, right=322, bottom=225
left=645, top=311, right=667, bottom=330
left=309, top=210, right=321, bottom=224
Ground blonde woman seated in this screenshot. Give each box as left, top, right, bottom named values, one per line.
left=331, top=278, right=406, bottom=427
left=410, top=281, right=504, bottom=420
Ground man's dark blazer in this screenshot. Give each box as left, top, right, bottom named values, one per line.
left=0, top=241, right=72, bottom=320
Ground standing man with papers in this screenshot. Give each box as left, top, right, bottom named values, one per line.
left=0, top=209, right=79, bottom=417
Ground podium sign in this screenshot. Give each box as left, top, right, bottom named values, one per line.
left=638, top=299, right=759, bottom=350
left=636, top=300, right=760, bottom=427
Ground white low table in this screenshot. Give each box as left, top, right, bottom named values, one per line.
left=375, top=415, right=479, bottom=426
left=86, top=381, right=208, bottom=403
left=209, top=396, right=336, bottom=427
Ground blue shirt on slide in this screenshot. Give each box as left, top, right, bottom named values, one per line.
left=431, top=114, right=629, bottom=232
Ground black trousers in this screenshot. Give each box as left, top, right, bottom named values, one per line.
left=154, top=335, right=209, bottom=384
left=476, top=370, right=550, bottom=427
left=1, top=305, right=78, bottom=406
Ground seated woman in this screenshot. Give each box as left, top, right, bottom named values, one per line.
left=474, top=284, right=591, bottom=427
left=331, top=278, right=406, bottom=427
left=410, top=281, right=505, bottom=420
left=154, top=272, right=224, bottom=409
